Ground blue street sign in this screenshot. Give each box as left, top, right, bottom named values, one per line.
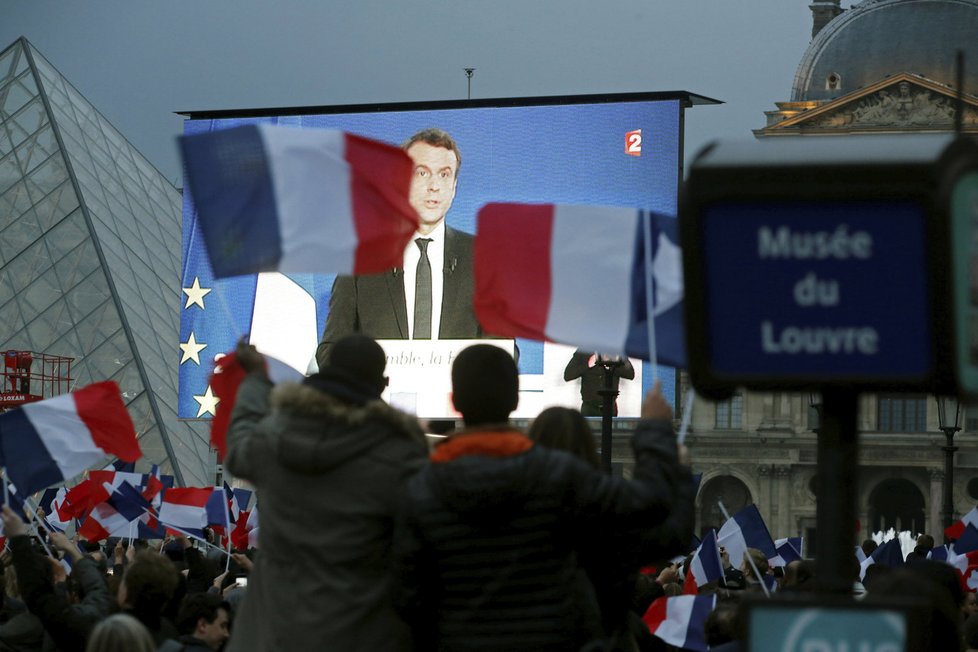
left=701, top=200, right=930, bottom=381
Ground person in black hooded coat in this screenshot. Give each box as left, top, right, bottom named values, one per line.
left=392, top=344, right=692, bottom=652
left=225, top=335, right=428, bottom=652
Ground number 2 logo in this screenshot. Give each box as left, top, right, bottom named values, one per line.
left=625, top=129, right=642, bottom=157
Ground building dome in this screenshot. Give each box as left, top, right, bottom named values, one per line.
left=792, top=0, right=978, bottom=102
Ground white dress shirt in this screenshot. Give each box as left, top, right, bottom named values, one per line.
left=402, top=221, right=445, bottom=339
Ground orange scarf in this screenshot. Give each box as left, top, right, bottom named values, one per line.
left=431, top=430, right=533, bottom=463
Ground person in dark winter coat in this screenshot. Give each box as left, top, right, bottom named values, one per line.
left=225, top=335, right=429, bottom=652
left=393, top=344, right=693, bottom=652
left=1, top=507, right=113, bottom=652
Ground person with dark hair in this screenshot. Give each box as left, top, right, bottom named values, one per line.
left=175, top=593, right=230, bottom=651
left=224, top=336, right=428, bottom=652
left=861, top=538, right=878, bottom=558
left=118, top=551, right=181, bottom=645
left=393, top=344, right=693, bottom=651
left=781, top=559, right=816, bottom=592
left=529, top=406, right=600, bottom=469
left=906, top=533, right=935, bottom=563
left=704, top=597, right=741, bottom=649
left=317, top=127, right=484, bottom=366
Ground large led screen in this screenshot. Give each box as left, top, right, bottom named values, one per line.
left=180, top=94, right=685, bottom=420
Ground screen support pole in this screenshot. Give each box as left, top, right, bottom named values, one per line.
left=815, top=388, right=860, bottom=594
left=598, top=361, right=622, bottom=474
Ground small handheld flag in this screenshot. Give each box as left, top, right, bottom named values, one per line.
left=0, top=381, right=140, bottom=495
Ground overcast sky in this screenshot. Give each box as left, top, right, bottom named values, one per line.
left=2, top=0, right=818, bottom=186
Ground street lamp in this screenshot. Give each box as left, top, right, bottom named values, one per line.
left=936, top=395, right=962, bottom=530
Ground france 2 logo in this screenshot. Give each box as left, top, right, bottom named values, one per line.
left=625, top=129, right=642, bottom=156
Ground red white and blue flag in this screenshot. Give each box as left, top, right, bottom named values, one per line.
left=775, top=537, right=804, bottom=564
left=77, top=481, right=154, bottom=542
left=473, top=203, right=685, bottom=366
left=717, top=504, right=781, bottom=569
left=946, top=506, right=978, bottom=541
left=683, top=529, right=724, bottom=594
left=0, top=381, right=141, bottom=495
left=642, top=595, right=716, bottom=652
left=158, top=487, right=212, bottom=540
left=179, top=125, right=419, bottom=279
left=953, top=525, right=978, bottom=555
left=859, top=537, right=905, bottom=580
left=39, top=487, right=72, bottom=533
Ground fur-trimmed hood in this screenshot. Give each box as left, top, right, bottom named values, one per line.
left=267, top=382, right=426, bottom=474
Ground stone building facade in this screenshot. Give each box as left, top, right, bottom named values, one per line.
left=686, top=0, right=978, bottom=552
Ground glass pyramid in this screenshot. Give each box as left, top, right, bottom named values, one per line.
left=0, top=38, right=213, bottom=486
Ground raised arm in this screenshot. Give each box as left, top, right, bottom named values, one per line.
left=224, top=341, right=274, bottom=483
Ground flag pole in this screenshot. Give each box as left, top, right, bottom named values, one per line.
left=718, top=500, right=770, bottom=598
left=138, top=504, right=229, bottom=557
left=224, top=488, right=233, bottom=572
left=677, top=388, right=695, bottom=446
left=642, top=211, right=659, bottom=384
left=162, top=522, right=230, bottom=557
left=22, top=501, right=55, bottom=558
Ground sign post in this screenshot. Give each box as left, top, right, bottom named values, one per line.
left=681, top=134, right=978, bottom=647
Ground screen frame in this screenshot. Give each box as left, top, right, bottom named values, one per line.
left=177, top=91, right=715, bottom=419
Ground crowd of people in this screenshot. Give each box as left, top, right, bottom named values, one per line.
left=1, top=335, right=975, bottom=650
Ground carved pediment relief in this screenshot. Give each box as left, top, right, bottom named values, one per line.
left=759, top=74, right=978, bottom=134
left=807, top=81, right=977, bottom=128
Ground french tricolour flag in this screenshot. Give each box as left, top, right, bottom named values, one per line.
left=717, top=504, right=780, bottom=570
left=683, top=529, right=724, bottom=594
left=775, top=537, right=804, bottom=564
left=179, top=125, right=419, bottom=278
left=158, top=488, right=212, bottom=540
left=77, top=481, right=150, bottom=542
left=642, top=595, right=716, bottom=652
left=474, top=203, right=685, bottom=367
left=859, top=537, right=905, bottom=580
left=953, top=524, right=978, bottom=555
left=946, top=506, right=978, bottom=541
left=0, top=381, right=140, bottom=496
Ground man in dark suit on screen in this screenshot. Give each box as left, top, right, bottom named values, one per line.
left=316, top=128, right=483, bottom=368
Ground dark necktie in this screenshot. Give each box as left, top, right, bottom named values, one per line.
left=414, top=238, right=433, bottom=339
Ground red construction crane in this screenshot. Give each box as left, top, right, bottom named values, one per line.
left=0, top=350, right=73, bottom=413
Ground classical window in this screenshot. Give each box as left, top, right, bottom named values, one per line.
left=876, top=393, right=927, bottom=432
left=715, top=394, right=743, bottom=430
left=826, top=72, right=842, bottom=90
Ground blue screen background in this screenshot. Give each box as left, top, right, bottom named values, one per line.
left=180, top=100, right=681, bottom=417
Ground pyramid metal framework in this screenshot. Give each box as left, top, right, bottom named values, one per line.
left=0, top=37, right=213, bottom=485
